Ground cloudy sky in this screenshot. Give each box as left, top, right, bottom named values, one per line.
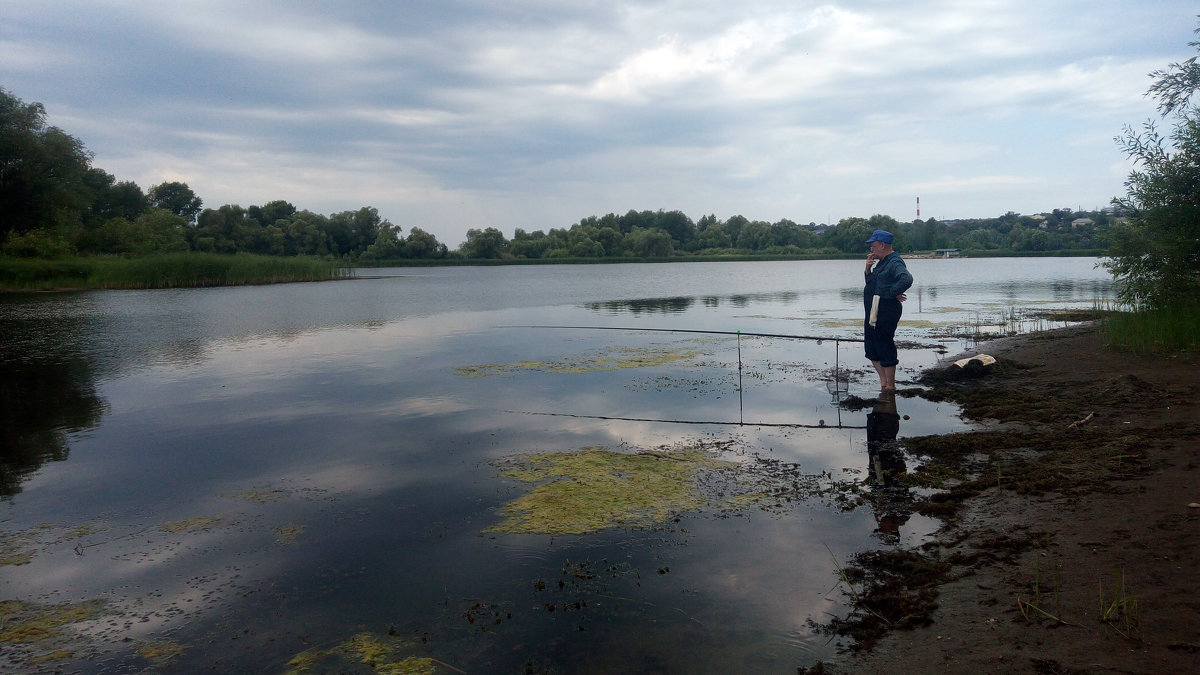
left=2, top=1, right=1195, bottom=246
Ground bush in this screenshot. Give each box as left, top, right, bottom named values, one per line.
left=1, top=230, right=75, bottom=259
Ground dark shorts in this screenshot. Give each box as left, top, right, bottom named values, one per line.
left=864, top=299, right=902, bottom=367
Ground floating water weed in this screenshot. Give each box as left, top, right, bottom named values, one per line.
left=228, top=489, right=290, bottom=503
left=488, top=442, right=837, bottom=535
left=0, top=598, right=108, bottom=644
left=0, top=523, right=108, bottom=566
left=137, top=639, right=187, bottom=664
left=160, top=516, right=225, bottom=532
left=284, top=632, right=443, bottom=675
left=487, top=447, right=737, bottom=535
left=275, top=525, right=305, bottom=545
left=456, top=344, right=707, bottom=378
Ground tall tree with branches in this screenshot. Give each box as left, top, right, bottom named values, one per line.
left=1105, top=23, right=1200, bottom=308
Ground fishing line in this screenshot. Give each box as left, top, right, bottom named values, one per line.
left=737, top=330, right=743, bottom=426
left=503, top=325, right=864, bottom=343
left=499, top=324, right=870, bottom=426
left=504, top=409, right=865, bottom=429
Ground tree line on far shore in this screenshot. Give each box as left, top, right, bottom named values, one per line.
left=2, top=85, right=1114, bottom=266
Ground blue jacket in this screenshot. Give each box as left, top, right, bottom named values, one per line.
left=864, top=252, right=913, bottom=301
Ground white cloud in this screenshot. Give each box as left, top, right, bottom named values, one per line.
left=0, top=0, right=1193, bottom=242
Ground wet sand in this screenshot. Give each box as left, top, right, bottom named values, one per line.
left=817, top=324, right=1200, bottom=674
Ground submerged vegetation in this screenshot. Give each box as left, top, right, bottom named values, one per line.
left=488, top=447, right=738, bottom=535
left=456, top=343, right=710, bottom=378
left=0, top=598, right=108, bottom=645
left=487, top=442, right=862, bottom=536
left=285, top=632, right=438, bottom=675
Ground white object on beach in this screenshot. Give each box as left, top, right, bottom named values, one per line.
left=869, top=295, right=880, bottom=327
left=953, top=354, right=997, bottom=368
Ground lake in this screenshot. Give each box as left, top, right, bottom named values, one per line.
left=0, top=257, right=1111, bottom=673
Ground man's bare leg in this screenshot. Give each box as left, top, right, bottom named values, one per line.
left=871, top=360, right=887, bottom=390
left=881, top=365, right=896, bottom=391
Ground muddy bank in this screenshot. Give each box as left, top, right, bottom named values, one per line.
left=816, top=324, right=1200, bottom=674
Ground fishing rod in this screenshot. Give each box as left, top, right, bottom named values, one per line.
left=501, top=324, right=865, bottom=425
left=504, top=325, right=864, bottom=343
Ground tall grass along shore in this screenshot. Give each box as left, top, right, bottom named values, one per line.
left=0, top=253, right=346, bottom=291
left=1103, top=303, right=1200, bottom=353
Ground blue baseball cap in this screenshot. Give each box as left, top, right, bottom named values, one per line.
left=865, top=229, right=894, bottom=244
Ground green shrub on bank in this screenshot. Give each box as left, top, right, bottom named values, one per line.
left=1103, top=303, right=1200, bottom=353
left=1, top=253, right=343, bottom=290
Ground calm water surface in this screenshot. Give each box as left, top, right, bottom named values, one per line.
left=0, top=258, right=1110, bottom=673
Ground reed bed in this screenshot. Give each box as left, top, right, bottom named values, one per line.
left=1103, top=302, right=1200, bottom=353
left=1, top=253, right=345, bottom=291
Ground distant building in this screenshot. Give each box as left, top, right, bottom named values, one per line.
left=1071, top=218, right=1095, bottom=228
left=935, top=248, right=962, bottom=258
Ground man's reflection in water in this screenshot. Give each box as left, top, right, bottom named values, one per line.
left=865, top=392, right=911, bottom=543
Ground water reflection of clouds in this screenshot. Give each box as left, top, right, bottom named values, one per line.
left=2, top=260, right=1118, bottom=670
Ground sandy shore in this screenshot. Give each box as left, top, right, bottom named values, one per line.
left=814, top=324, right=1200, bottom=674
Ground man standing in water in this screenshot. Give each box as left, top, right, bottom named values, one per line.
left=863, top=230, right=912, bottom=392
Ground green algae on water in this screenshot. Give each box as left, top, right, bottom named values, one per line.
left=0, top=598, right=108, bottom=644
left=0, top=548, right=34, bottom=566
left=137, top=639, right=187, bottom=663
left=276, top=525, right=305, bottom=545
left=160, top=515, right=225, bottom=532
left=284, top=632, right=438, bottom=675
left=0, top=522, right=108, bottom=566
left=228, top=489, right=291, bottom=503
left=456, top=344, right=706, bottom=378
left=487, top=446, right=739, bottom=535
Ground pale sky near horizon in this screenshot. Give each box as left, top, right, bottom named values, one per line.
left=2, top=1, right=1195, bottom=246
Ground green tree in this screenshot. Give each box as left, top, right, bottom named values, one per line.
left=326, top=207, right=384, bottom=258
left=0, top=88, right=93, bottom=239
left=653, top=210, right=696, bottom=248
left=723, top=215, right=749, bottom=246
left=510, top=228, right=549, bottom=259
left=361, top=223, right=405, bottom=261
left=284, top=211, right=331, bottom=256
left=461, top=227, right=509, bottom=259
left=627, top=227, right=673, bottom=257
left=823, top=217, right=871, bottom=253
left=568, top=225, right=605, bottom=257
left=404, top=227, right=447, bottom=259
left=248, top=200, right=297, bottom=228
left=736, top=220, right=773, bottom=250
left=1105, top=24, right=1200, bottom=307
left=697, top=222, right=732, bottom=249
left=82, top=169, right=148, bottom=225
left=91, top=210, right=187, bottom=256
left=593, top=225, right=624, bottom=256
left=961, top=228, right=1000, bottom=250
left=194, top=204, right=249, bottom=253
left=147, top=181, right=203, bottom=224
